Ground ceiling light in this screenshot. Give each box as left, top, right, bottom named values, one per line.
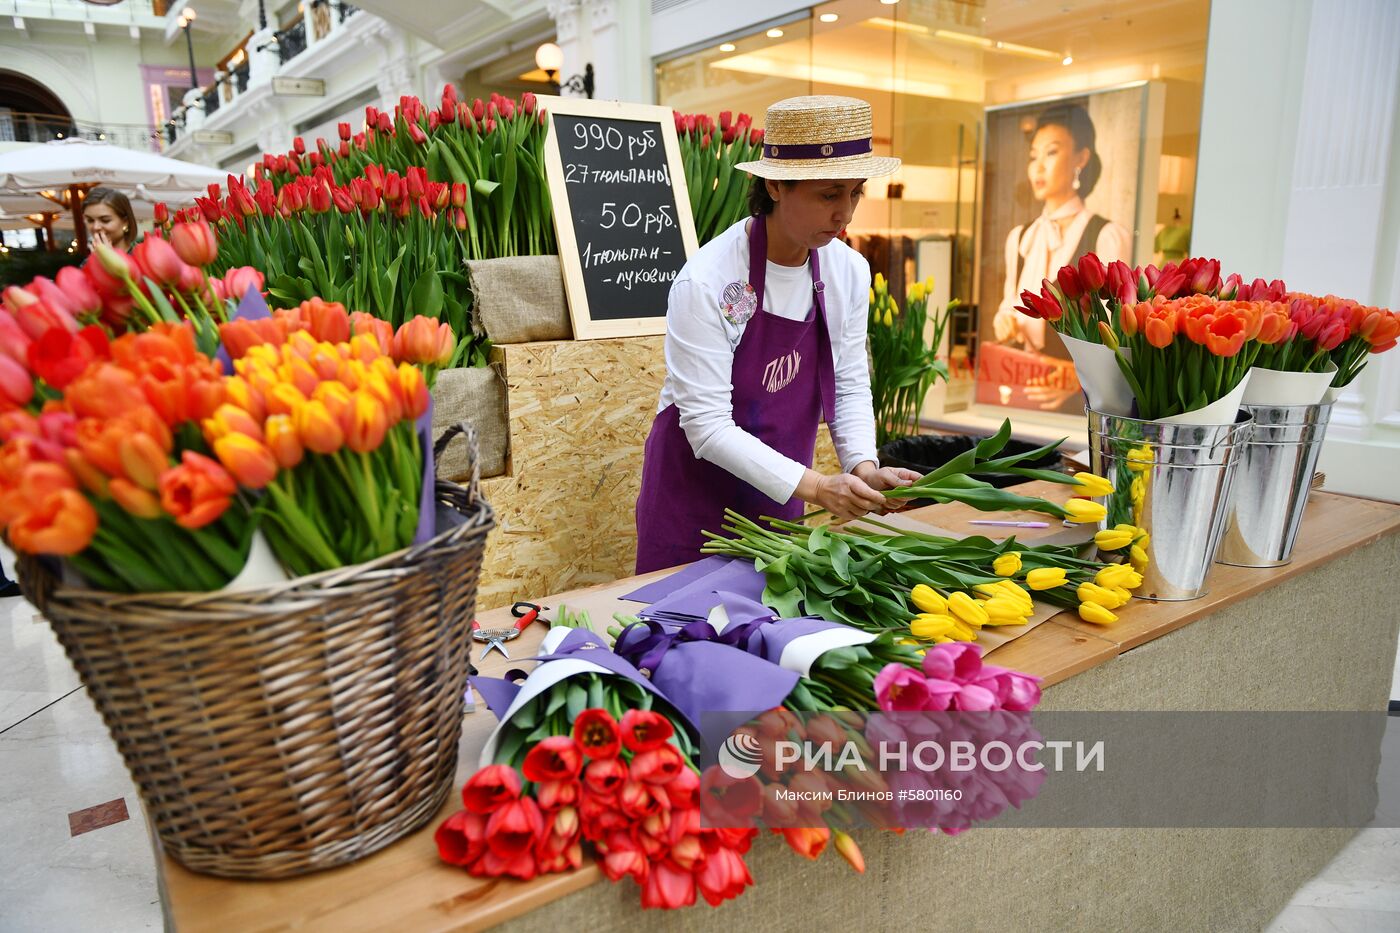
left=766, top=28, right=784, bottom=38
left=880, top=0, right=900, bottom=4
left=1062, top=55, right=1073, bottom=65
left=819, top=13, right=839, bottom=22
left=719, top=42, right=736, bottom=51
left=867, top=16, right=929, bottom=35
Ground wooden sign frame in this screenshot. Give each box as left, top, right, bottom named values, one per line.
left=540, top=95, right=700, bottom=340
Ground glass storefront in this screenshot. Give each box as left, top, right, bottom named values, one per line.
left=656, top=0, right=1210, bottom=425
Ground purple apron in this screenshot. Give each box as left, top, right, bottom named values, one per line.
left=634, top=216, right=837, bottom=574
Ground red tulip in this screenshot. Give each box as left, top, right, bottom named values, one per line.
left=435, top=809, right=488, bottom=867
left=308, top=182, right=332, bottom=214
left=484, top=796, right=544, bottom=858
left=170, top=220, right=218, bottom=267
left=697, top=844, right=752, bottom=906
left=1189, top=257, right=1221, bottom=295
left=534, top=779, right=579, bottom=811
left=331, top=187, right=354, bottom=213
left=0, top=354, right=33, bottom=408
left=338, top=121, right=352, bottom=141
left=598, top=831, right=647, bottom=882
left=522, top=736, right=585, bottom=783
left=54, top=266, right=102, bottom=319
left=300, top=297, right=351, bottom=344
left=1105, top=260, right=1137, bottom=305
left=132, top=236, right=188, bottom=287
left=223, top=266, right=265, bottom=303
left=1055, top=263, right=1083, bottom=300
left=158, top=450, right=235, bottom=529
left=750, top=127, right=764, bottom=145
left=521, top=91, right=536, bottom=115
left=461, top=763, right=521, bottom=814
left=629, top=744, right=684, bottom=785
left=620, top=709, right=675, bottom=753
left=0, top=311, right=33, bottom=365
left=14, top=300, right=79, bottom=342
left=573, top=708, right=621, bottom=759
left=27, top=325, right=107, bottom=390
left=153, top=202, right=169, bottom=225
left=640, top=858, right=696, bottom=910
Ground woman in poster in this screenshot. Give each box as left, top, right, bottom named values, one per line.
left=992, top=104, right=1131, bottom=351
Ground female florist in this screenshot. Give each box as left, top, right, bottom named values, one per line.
left=2, top=86, right=1398, bottom=933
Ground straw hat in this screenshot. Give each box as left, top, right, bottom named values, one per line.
left=735, top=95, right=901, bottom=181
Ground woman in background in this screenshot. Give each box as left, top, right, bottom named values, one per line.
left=992, top=104, right=1131, bottom=351
left=82, top=187, right=138, bottom=253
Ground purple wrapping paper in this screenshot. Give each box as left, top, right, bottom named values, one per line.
left=216, top=284, right=272, bottom=374
left=637, top=558, right=767, bottom=622
left=622, top=555, right=734, bottom=604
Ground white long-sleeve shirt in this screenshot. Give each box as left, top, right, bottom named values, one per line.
left=657, top=218, right=878, bottom=506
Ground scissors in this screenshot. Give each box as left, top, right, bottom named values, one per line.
left=470, top=601, right=545, bottom=660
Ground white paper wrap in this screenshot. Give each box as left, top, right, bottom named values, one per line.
left=221, top=531, right=290, bottom=590
left=1157, top=371, right=1251, bottom=425
left=1062, top=334, right=1135, bottom=416
left=1242, top=363, right=1337, bottom=406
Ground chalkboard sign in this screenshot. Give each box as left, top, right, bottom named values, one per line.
left=542, top=96, right=699, bottom=340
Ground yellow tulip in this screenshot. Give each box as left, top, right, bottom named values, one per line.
left=1093, top=528, right=1135, bottom=551
left=1112, top=586, right=1134, bottom=604
left=1126, top=445, right=1154, bottom=472
left=1063, top=499, right=1107, bottom=524
left=993, top=552, right=1022, bottom=577
left=1072, top=472, right=1114, bottom=497
left=1130, top=544, right=1149, bottom=567
left=909, top=282, right=925, bottom=303
left=911, top=614, right=958, bottom=640
left=1078, top=602, right=1118, bottom=625
left=948, top=591, right=989, bottom=628
left=883, top=308, right=894, bottom=327
left=910, top=584, right=947, bottom=615
left=869, top=288, right=876, bottom=307
left=1130, top=475, right=1146, bottom=507
left=997, top=580, right=1035, bottom=612
left=982, top=596, right=1028, bottom=625
left=924, top=275, right=935, bottom=293
left=874, top=272, right=887, bottom=292
left=1076, top=582, right=1124, bottom=609
left=1025, top=567, right=1068, bottom=590
left=1095, top=563, right=1143, bottom=590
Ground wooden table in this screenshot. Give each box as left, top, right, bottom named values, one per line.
left=157, top=489, right=1400, bottom=933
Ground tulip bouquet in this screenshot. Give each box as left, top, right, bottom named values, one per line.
left=442, top=614, right=762, bottom=909
left=1247, top=291, right=1399, bottom=388
left=212, top=299, right=440, bottom=576
left=674, top=110, right=764, bottom=245
left=0, top=320, right=254, bottom=591
left=869, top=274, right=952, bottom=446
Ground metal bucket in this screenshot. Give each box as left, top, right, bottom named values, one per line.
left=1087, top=409, right=1254, bottom=601
left=1216, top=403, right=1332, bottom=568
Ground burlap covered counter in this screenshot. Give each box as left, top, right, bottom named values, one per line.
left=157, top=489, right=1400, bottom=933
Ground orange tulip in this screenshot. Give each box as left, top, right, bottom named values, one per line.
left=74, top=418, right=125, bottom=477
left=362, top=370, right=404, bottom=424
left=295, top=399, right=344, bottom=454
left=219, top=319, right=278, bottom=361
left=286, top=330, right=319, bottom=362
left=398, top=362, right=429, bottom=420
left=1256, top=306, right=1292, bottom=345
left=309, top=342, right=342, bottom=381
left=346, top=391, right=388, bottom=454
left=313, top=380, right=354, bottom=432
left=203, top=403, right=266, bottom=445
left=280, top=355, right=321, bottom=397
left=109, top=477, right=163, bottom=519
left=265, top=382, right=308, bottom=417
left=213, top=433, right=279, bottom=488
left=119, top=432, right=170, bottom=489
left=300, top=297, right=351, bottom=344
left=64, top=364, right=147, bottom=419
left=9, top=486, right=96, bottom=555
left=0, top=460, right=74, bottom=527
left=158, top=451, right=236, bottom=529
left=224, top=375, right=266, bottom=423
left=392, top=315, right=454, bottom=365
left=64, top=448, right=109, bottom=498
left=349, top=312, right=393, bottom=354
left=1144, top=313, right=1176, bottom=349
left=264, top=414, right=304, bottom=468
left=778, top=827, right=830, bottom=861
left=1119, top=301, right=1142, bottom=338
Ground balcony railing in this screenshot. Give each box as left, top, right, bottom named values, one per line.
left=164, top=1, right=363, bottom=149
left=0, top=110, right=165, bottom=152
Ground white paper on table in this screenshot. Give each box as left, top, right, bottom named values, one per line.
left=1062, top=334, right=1135, bottom=416
left=1242, top=363, right=1336, bottom=406
left=1157, top=370, right=1251, bottom=425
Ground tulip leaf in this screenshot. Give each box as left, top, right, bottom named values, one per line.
left=975, top=418, right=1013, bottom=458
left=409, top=269, right=445, bottom=319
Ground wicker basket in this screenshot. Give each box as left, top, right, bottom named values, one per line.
left=18, top=423, right=495, bottom=879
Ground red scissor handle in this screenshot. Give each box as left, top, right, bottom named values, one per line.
left=511, top=602, right=543, bottom=632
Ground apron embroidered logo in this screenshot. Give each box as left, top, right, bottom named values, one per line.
left=762, top=349, right=802, bottom=394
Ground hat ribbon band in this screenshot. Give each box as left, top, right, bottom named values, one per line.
left=763, top=137, right=872, bottom=160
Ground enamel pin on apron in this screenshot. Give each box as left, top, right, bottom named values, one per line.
left=720, top=281, right=758, bottom=325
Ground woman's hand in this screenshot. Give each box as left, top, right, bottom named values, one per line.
left=853, top=461, right=922, bottom=512
left=89, top=227, right=110, bottom=249
left=795, top=469, right=887, bottom=521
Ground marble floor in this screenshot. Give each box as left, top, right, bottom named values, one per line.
left=1, top=549, right=1397, bottom=933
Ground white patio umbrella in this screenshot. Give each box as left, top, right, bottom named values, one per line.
left=0, top=138, right=225, bottom=252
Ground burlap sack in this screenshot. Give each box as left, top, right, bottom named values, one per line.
left=465, top=255, right=572, bottom=344
left=431, top=364, right=509, bottom=480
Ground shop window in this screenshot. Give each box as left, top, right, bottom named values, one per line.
left=654, top=0, right=1210, bottom=430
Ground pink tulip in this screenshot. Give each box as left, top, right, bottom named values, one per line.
left=133, top=236, right=188, bottom=287
left=0, top=310, right=33, bottom=364
left=55, top=266, right=102, bottom=318
left=223, top=267, right=265, bottom=303
left=170, top=220, right=218, bottom=267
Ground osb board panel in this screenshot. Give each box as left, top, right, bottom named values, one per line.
left=475, top=337, right=665, bottom=610
left=475, top=334, right=847, bottom=611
